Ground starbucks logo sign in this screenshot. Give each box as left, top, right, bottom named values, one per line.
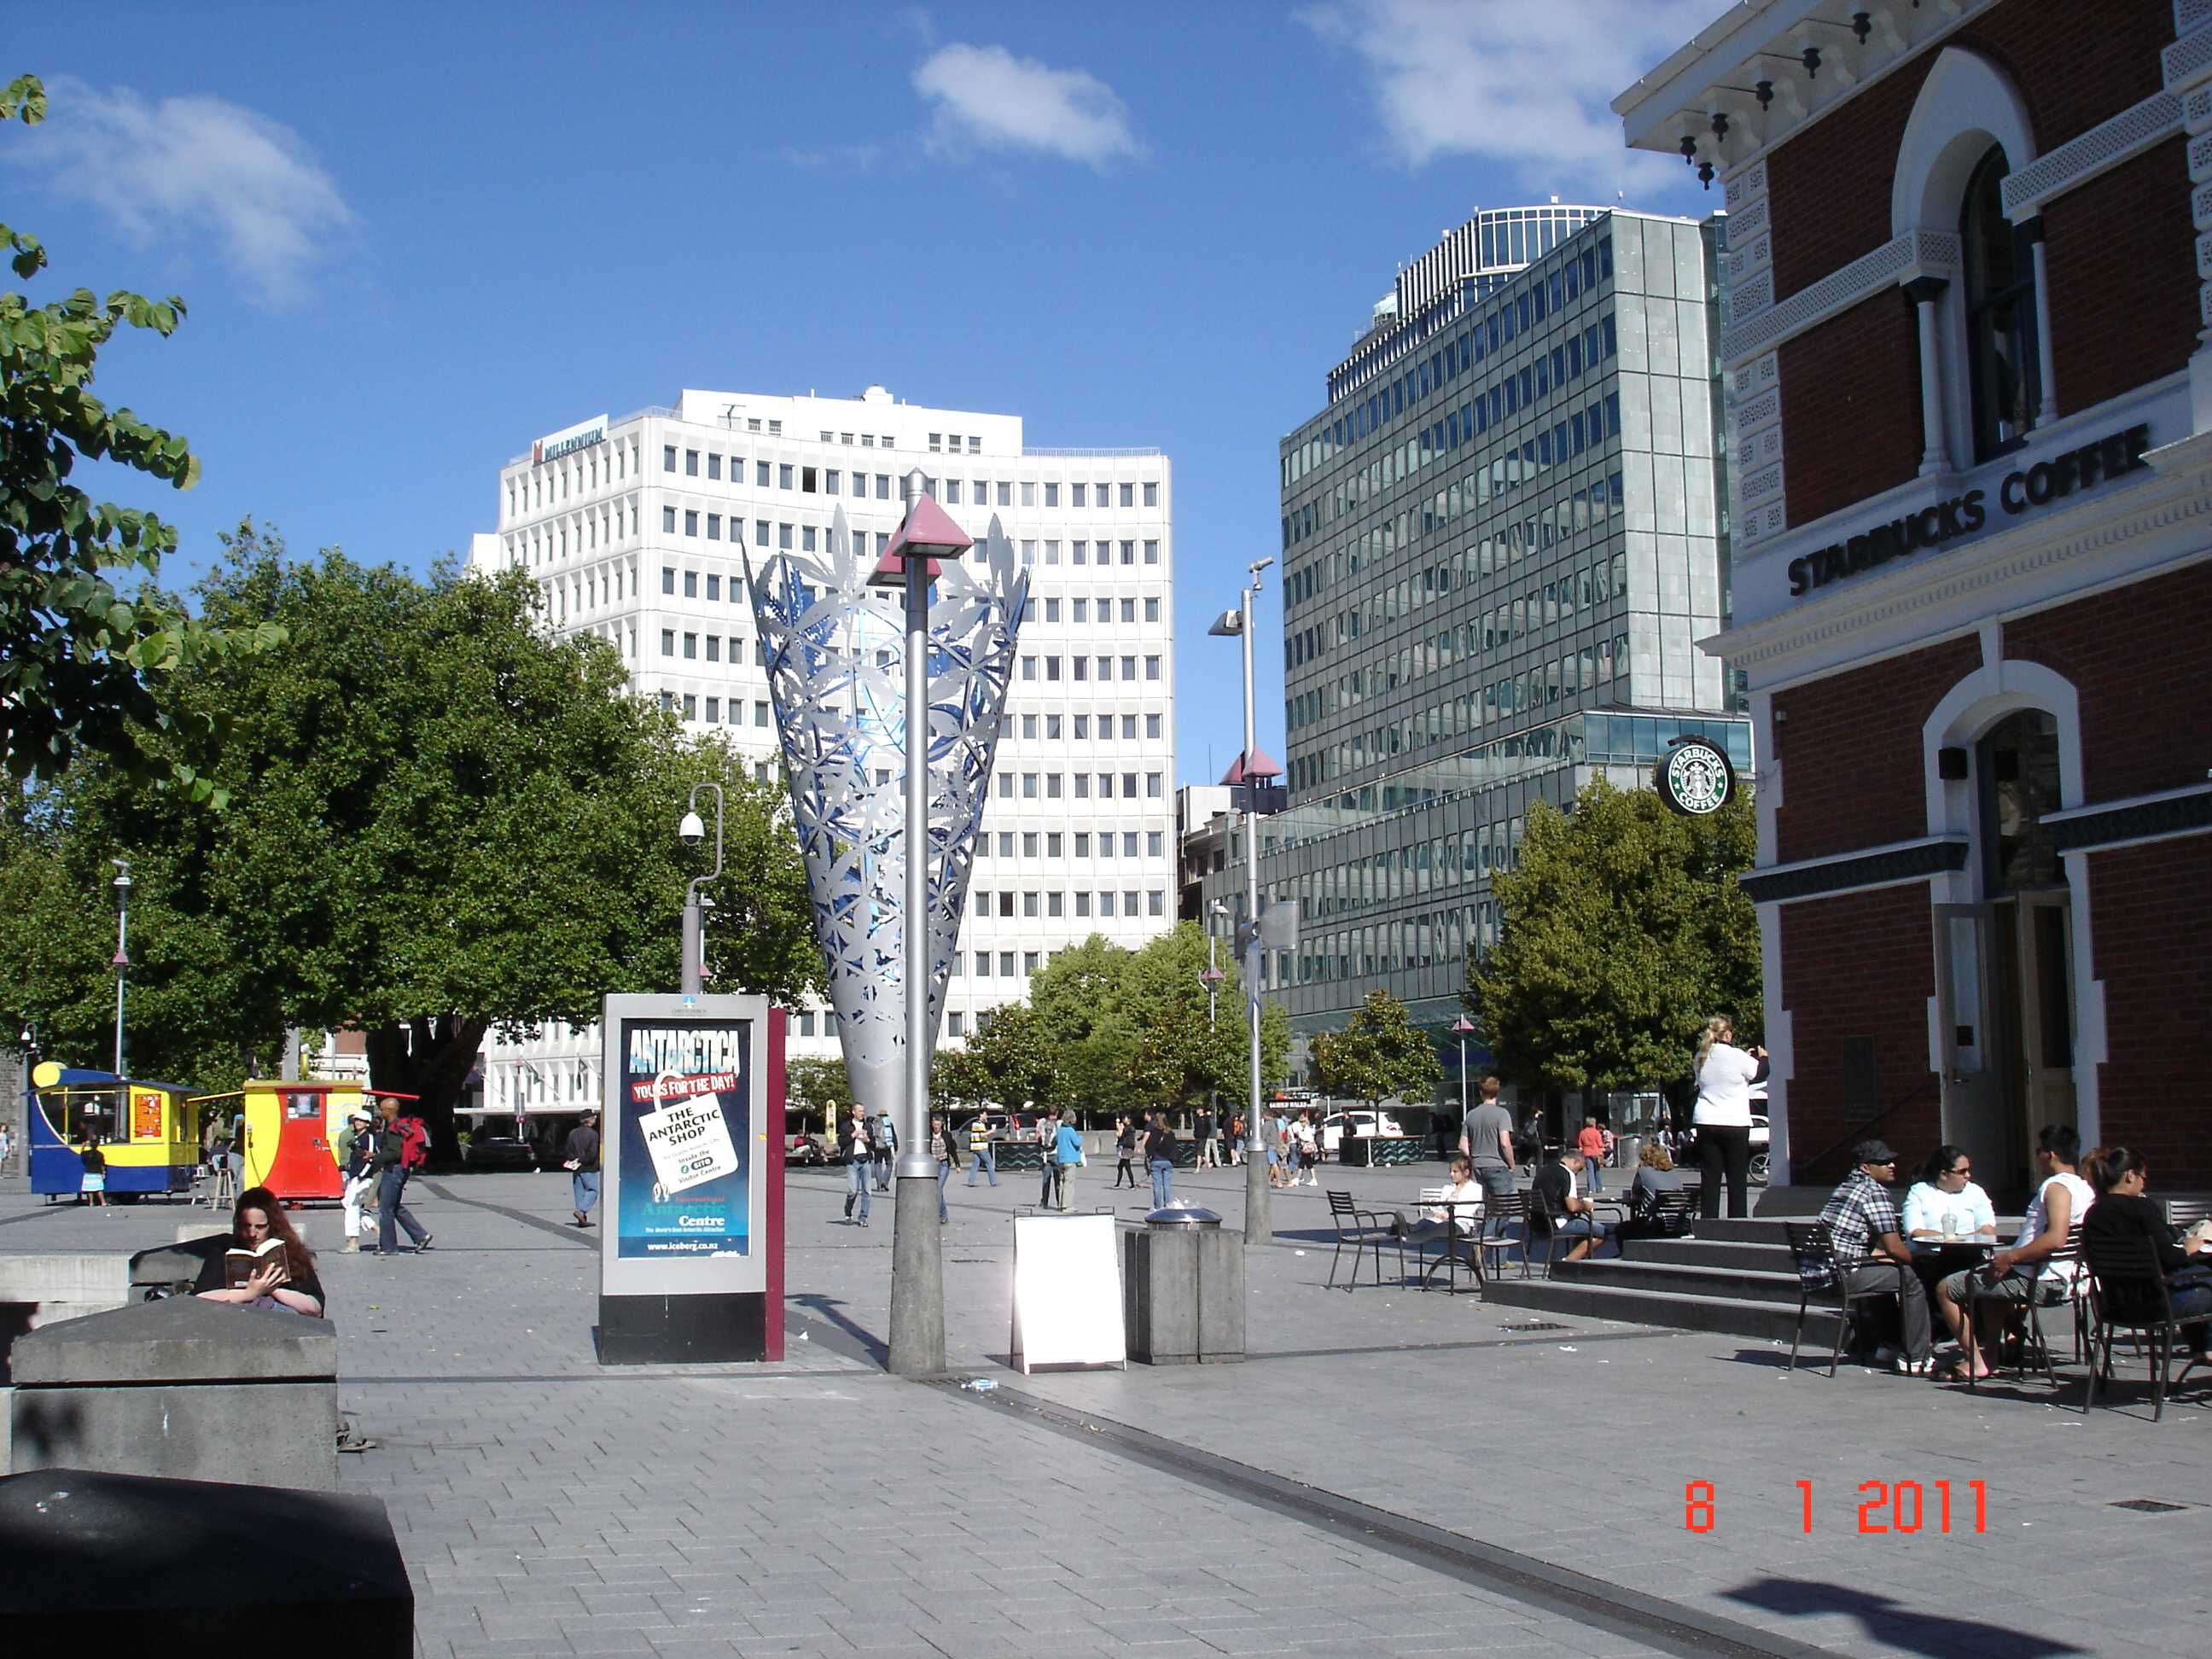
left=1660, top=739, right=1733, bottom=816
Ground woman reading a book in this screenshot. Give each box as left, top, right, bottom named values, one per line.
left=195, top=1185, right=325, bottom=1317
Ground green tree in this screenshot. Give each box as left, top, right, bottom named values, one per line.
left=785, top=1056, right=853, bottom=1136
left=1121, top=923, right=1289, bottom=1114
left=958, top=1001, right=1062, bottom=1109
left=0, top=533, right=819, bottom=1151
left=1311, top=987, right=1441, bottom=1109
left=1468, top=777, right=1759, bottom=1092
left=1, top=76, right=275, bottom=792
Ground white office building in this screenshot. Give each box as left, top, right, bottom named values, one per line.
left=465, top=385, right=1177, bottom=1125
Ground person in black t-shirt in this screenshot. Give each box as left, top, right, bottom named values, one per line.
left=563, top=1109, right=602, bottom=1228
left=1143, top=1111, right=1178, bottom=1210
left=1531, top=1150, right=1615, bottom=1263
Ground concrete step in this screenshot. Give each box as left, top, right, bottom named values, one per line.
left=1485, top=1275, right=1845, bottom=1347
left=1551, top=1256, right=1807, bottom=1300
left=1623, top=1237, right=1798, bottom=1272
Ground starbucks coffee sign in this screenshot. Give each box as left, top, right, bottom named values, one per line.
left=1658, top=739, right=1733, bottom=816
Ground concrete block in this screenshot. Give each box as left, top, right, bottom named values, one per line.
left=0, top=1254, right=131, bottom=1305
left=0, top=1465, right=410, bottom=1655
left=9, top=1296, right=339, bottom=1489
left=1195, top=1228, right=1247, bottom=1363
left=1123, top=1227, right=1199, bottom=1365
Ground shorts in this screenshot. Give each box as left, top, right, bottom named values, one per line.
left=81, top=1173, right=106, bottom=1193
left=1941, top=1267, right=2068, bottom=1307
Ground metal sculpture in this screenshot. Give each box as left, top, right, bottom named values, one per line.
left=745, top=506, right=1027, bottom=1118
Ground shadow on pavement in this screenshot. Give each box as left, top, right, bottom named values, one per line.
left=1721, top=1577, right=2088, bottom=1656
left=789, top=1293, right=888, bottom=1369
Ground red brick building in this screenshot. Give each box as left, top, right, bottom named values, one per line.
left=1619, top=2, right=2212, bottom=1191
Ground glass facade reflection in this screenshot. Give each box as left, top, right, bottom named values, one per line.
left=1214, top=209, right=1751, bottom=1050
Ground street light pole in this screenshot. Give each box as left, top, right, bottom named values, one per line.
left=878, top=469, right=969, bottom=1379
left=1452, top=1016, right=1476, bottom=1150
left=678, top=783, right=725, bottom=998
left=111, top=859, right=132, bottom=1077
left=1212, top=561, right=1273, bottom=1243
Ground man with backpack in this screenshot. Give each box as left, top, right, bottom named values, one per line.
left=870, top=1110, right=897, bottom=1192
left=369, top=1094, right=434, bottom=1256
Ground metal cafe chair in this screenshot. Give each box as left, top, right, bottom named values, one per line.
left=1324, top=1189, right=1400, bottom=1291
left=2081, top=1228, right=2212, bottom=1421
left=1782, top=1220, right=1908, bottom=1376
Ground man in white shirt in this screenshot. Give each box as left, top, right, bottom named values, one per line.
left=1936, top=1124, right=2093, bottom=1380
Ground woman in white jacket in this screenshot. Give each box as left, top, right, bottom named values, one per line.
left=1692, top=1016, right=1767, bottom=1220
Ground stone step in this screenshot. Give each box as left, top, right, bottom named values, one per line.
left=1550, top=1256, right=1807, bottom=1300
left=1485, top=1276, right=1846, bottom=1348
left=1623, top=1236, right=1798, bottom=1272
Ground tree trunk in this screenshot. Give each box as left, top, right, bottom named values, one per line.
left=364, top=1015, right=488, bottom=1165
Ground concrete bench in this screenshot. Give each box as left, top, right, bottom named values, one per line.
left=9, top=1295, right=339, bottom=1489
left=0, top=1465, right=410, bottom=1654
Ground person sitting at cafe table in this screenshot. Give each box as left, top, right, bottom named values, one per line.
left=1388, top=1155, right=1484, bottom=1244
left=1809, top=1140, right=1934, bottom=1374
left=1615, top=1141, right=1688, bottom=1243
left=2081, top=1146, right=2212, bottom=1363
left=195, top=1185, right=325, bottom=1318
left=1902, top=1144, right=1996, bottom=1242
left=1531, top=1149, right=1614, bottom=1263
left=1936, top=1123, right=2093, bottom=1381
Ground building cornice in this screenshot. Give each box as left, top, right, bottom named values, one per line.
left=1739, top=835, right=1970, bottom=905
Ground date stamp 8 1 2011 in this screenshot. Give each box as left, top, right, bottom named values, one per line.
left=1685, top=1480, right=1988, bottom=1534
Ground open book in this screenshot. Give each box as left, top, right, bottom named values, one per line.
left=224, top=1236, right=293, bottom=1290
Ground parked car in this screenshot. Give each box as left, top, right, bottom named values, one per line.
left=1317, top=1109, right=1404, bottom=1154
left=462, top=1135, right=541, bottom=1172
left=1749, top=1110, right=1771, bottom=1184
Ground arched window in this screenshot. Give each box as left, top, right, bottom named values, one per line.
left=1960, top=144, right=2041, bottom=462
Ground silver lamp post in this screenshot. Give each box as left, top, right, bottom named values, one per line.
left=1209, top=559, right=1273, bottom=1243
left=875, top=471, right=975, bottom=1378
left=1452, top=1016, right=1477, bottom=1119
left=678, top=783, right=725, bottom=998
left=110, top=859, right=132, bottom=1078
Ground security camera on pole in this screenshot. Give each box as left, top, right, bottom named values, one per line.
left=1208, top=560, right=1275, bottom=1244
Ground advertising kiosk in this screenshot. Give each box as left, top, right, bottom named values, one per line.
left=597, top=993, right=784, bottom=1363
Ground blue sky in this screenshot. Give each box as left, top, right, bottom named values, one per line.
left=11, top=1, right=1715, bottom=784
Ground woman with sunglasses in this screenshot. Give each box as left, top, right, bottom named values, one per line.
left=1903, top=1144, right=1997, bottom=1243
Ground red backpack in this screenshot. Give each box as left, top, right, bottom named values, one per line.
left=397, top=1116, right=431, bottom=1170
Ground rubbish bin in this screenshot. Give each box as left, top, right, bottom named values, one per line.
left=1615, top=1135, right=1641, bottom=1175
left=1122, top=1202, right=1246, bottom=1365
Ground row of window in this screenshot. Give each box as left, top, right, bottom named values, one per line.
left=656, top=503, right=1164, bottom=570
left=513, top=499, right=638, bottom=567
left=992, top=770, right=1167, bottom=801
left=960, top=888, right=1170, bottom=938
left=1295, top=235, right=1616, bottom=483
left=1037, top=596, right=1161, bottom=626
left=1289, top=553, right=1632, bottom=729
left=660, top=444, right=1161, bottom=513
left=1284, top=335, right=1621, bottom=556
left=928, top=433, right=985, bottom=453
left=508, top=439, right=643, bottom=521
left=1016, top=653, right=1163, bottom=684
left=1292, top=635, right=1632, bottom=794
left=1293, top=903, right=1499, bottom=985
left=1008, top=712, right=1167, bottom=743
left=660, top=631, right=771, bottom=667
left=977, top=829, right=1167, bottom=860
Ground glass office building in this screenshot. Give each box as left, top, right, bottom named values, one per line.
left=1209, top=207, right=1749, bottom=1054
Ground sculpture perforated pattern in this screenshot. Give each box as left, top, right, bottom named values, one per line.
left=745, top=506, right=1027, bottom=1115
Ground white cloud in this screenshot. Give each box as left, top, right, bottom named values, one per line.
left=6, top=77, right=353, bottom=304
left=1301, top=0, right=1718, bottom=186
left=912, top=43, right=1143, bottom=167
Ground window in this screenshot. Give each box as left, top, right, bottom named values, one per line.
left=660, top=629, right=675, bottom=656
left=1144, top=481, right=1158, bottom=507
left=1144, top=539, right=1158, bottom=564
left=705, top=636, right=720, bottom=662
left=706, top=514, right=721, bottom=541
left=682, top=632, right=697, bottom=659
left=1961, top=143, right=2041, bottom=462
left=662, top=445, right=676, bottom=472
left=661, top=505, right=677, bottom=533
left=1119, top=483, right=1134, bottom=507
left=1144, top=597, right=1159, bottom=621
left=661, top=567, right=676, bottom=594
left=778, top=464, right=793, bottom=490
left=682, top=694, right=696, bottom=720
left=684, top=450, right=699, bottom=476
left=1072, top=483, right=1086, bottom=508
left=757, top=462, right=771, bottom=486
left=707, top=454, right=721, bottom=480
left=706, top=573, right=720, bottom=601
left=705, top=696, right=720, bottom=723
left=1045, top=482, right=1060, bottom=507
left=755, top=519, right=770, bottom=546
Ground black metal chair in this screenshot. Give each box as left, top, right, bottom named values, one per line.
left=1617, top=1188, right=1697, bottom=1245
left=1480, top=1190, right=1531, bottom=1279
left=1782, top=1220, right=1911, bottom=1376
left=1324, top=1189, right=1400, bottom=1291
left=1407, top=1198, right=1486, bottom=1296
left=1530, top=1189, right=1592, bottom=1278
left=1965, top=1227, right=2082, bottom=1392
left=2164, top=1198, right=2212, bottom=1236
left=2081, top=1228, right=2212, bottom=1421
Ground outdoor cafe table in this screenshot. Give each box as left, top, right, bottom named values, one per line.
left=1910, top=1236, right=1997, bottom=1297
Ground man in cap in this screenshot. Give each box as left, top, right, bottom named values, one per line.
left=1807, top=1139, right=1932, bottom=1374
left=335, top=1103, right=380, bottom=1252
left=563, top=1109, right=602, bottom=1229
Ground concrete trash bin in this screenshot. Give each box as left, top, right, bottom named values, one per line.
left=1123, top=1202, right=1246, bottom=1365
left=9, top=1294, right=339, bottom=1489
